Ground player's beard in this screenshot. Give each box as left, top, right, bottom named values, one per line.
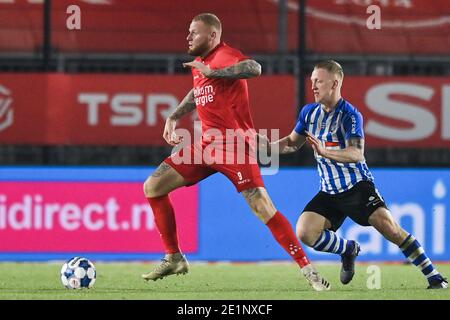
left=188, top=41, right=210, bottom=56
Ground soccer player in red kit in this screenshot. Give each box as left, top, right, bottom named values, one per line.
left=141, top=13, right=330, bottom=291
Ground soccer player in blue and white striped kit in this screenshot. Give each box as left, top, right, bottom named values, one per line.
left=266, top=60, right=447, bottom=289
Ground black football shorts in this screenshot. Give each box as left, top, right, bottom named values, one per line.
left=302, top=180, right=388, bottom=231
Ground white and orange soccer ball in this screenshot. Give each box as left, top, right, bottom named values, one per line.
left=60, top=257, right=96, bottom=289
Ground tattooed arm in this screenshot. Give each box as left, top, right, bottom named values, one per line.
left=163, top=89, right=196, bottom=146
left=306, top=132, right=365, bottom=163
left=208, top=59, right=261, bottom=79
left=168, top=89, right=196, bottom=121
left=183, top=59, right=262, bottom=79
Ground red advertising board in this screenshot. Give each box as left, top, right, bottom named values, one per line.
left=0, top=74, right=449, bottom=147
left=0, top=182, right=198, bottom=252
left=0, top=74, right=296, bottom=145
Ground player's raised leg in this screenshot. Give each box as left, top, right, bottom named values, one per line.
left=242, top=187, right=330, bottom=291
left=296, top=211, right=360, bottom=285
left=369, top=207, right=448, bottom=289
left=141, top=161, right=190, bottom=281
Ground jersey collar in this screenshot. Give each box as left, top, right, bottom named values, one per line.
left=201, top=41, right=225, bottom=61
left=335, top=98, right=345, bottom=112
left=321, top=98, right=344, bottom=114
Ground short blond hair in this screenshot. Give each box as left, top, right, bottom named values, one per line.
left=314, top=60, right=344, bottom=79
left=192, top=13, right=222, bottom=31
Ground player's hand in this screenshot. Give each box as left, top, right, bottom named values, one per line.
left=163, top=117, right=183, bottom=146
left=183, top=60, right=213, bottom=77
left=256, top=133, right=270, bottom=151
left=306, top=131, right=326, bottom=157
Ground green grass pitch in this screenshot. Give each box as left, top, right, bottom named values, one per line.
left=0, top=262, right=448, bottom=300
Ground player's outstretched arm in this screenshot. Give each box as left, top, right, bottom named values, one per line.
left=208, top=59, right=261, bottom=79
left=183, top=59, right=262, bottom=79
left=163, top=89, right=196, bottom=146
left=263, top=130, right=306, bottom=154
left=306, top=132, right=365, bottom=163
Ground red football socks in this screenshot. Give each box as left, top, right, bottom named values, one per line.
left=147, top=197, right=310, bottom=268
left=266, top=211, right=310, bottom=268
left=147, top=195, right=180, bottom=254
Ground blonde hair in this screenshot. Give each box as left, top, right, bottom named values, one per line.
left=314, top=60, right=344, bottom=79
left=192, top=13, right=222, bottom=32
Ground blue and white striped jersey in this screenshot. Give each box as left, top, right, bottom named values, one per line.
left=294, top=98, right=374, bottom=194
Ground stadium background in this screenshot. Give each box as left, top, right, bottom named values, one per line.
left=0, top=0, right=449, bottom=264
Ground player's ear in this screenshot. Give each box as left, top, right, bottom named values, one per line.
left=210, top=31, right=216, bottom=41
left=332, top=79, right=339, bottom=90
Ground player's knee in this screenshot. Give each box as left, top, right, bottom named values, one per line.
left=296, top=224, right=316, bottom=247
left=301, top=234, right=317, bottom=247
left=251, top=200, right=271, bottom=217
left=244, top=188, right=272, bottom=215
left=143, top=178, right=159, bottom=198
left=371, top=212, right=404, bottom=244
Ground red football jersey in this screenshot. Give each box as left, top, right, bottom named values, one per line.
left=191, top=42, right=256, bottom=142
